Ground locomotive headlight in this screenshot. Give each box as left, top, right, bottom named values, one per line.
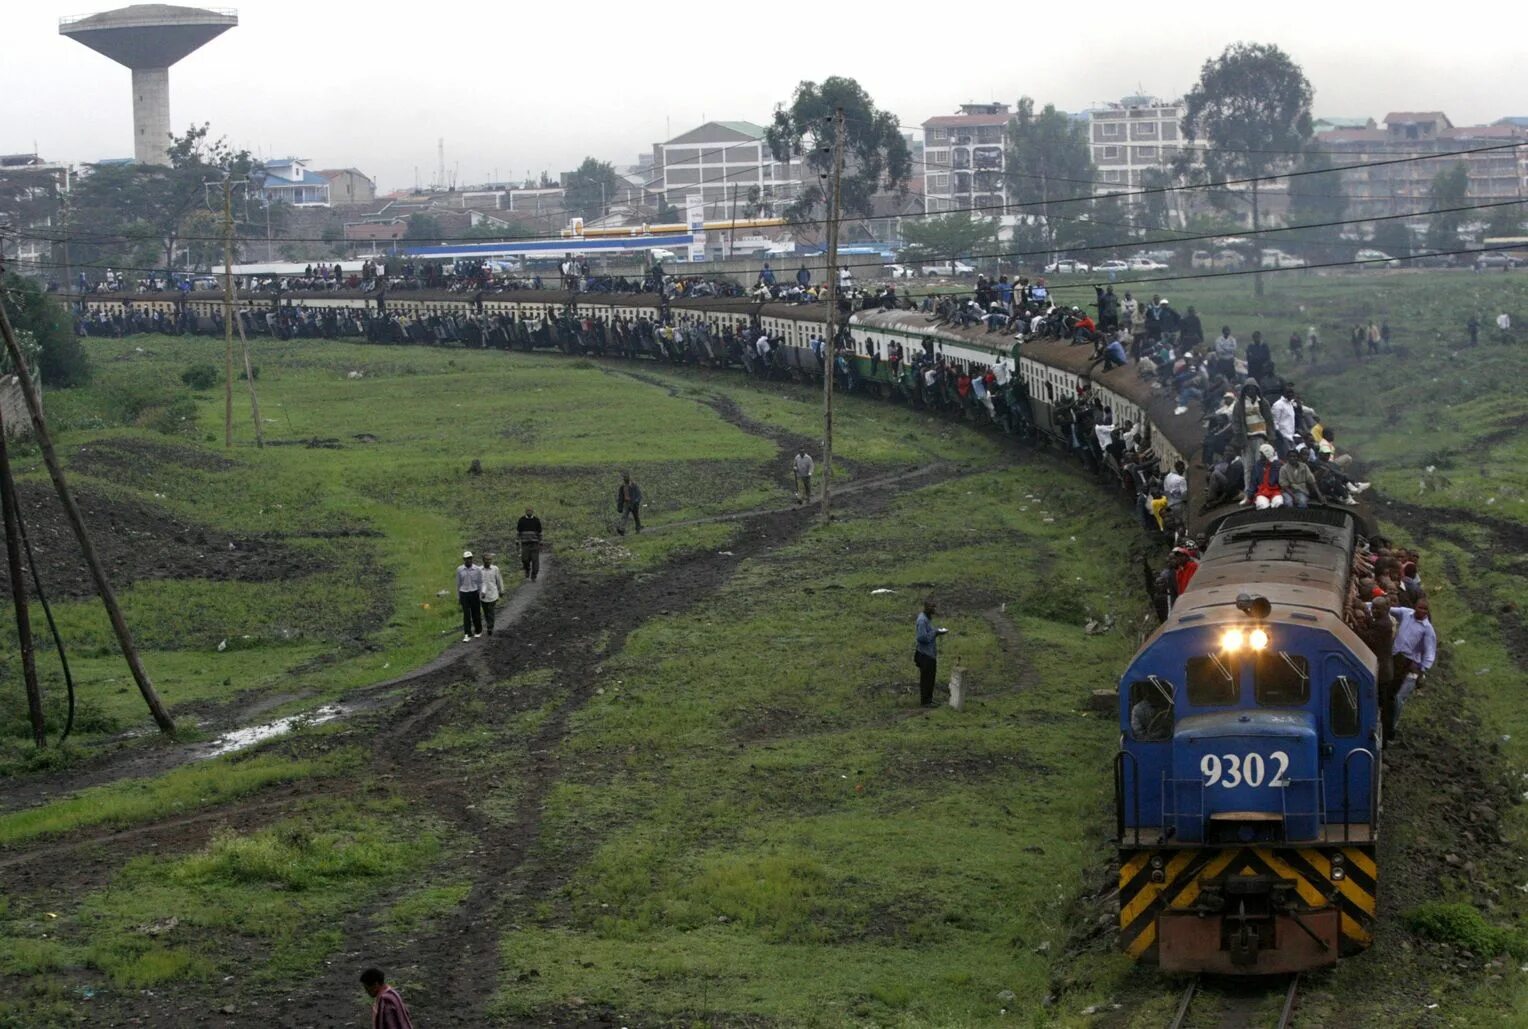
left=1221, top=628, right=1244, bottom=652
left=1249, top=628, right=1269, bottom=651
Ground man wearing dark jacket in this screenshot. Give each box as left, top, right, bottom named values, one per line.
left=1179, top=305, right=1205, bottom=349
left=517, top=507, right=543, bottom=581
left=616, top=472, right=643, bottom=535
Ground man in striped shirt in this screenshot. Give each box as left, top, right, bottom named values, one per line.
left=360, top=968, right=414, bottom=1029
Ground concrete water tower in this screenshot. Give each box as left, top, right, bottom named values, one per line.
left=60, top=5, right=238, bottom=166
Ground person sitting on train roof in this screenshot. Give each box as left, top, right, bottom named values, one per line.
left=1249, top=442, right=1285, bottom=509
left=1277, top=447, right=1326, bottom=509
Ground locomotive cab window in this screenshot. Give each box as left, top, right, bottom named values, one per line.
left=1186, top=654, right=1237, bottom=706
left=1254, top=652, right=1310, bottom=705
left=1330, top=675, right=1361, bottom=736
left=1128, top=678, right=1174, bottom=741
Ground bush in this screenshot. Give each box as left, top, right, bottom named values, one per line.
left=143, top=396, right=198, bottom=435
left=0, top=272, right=90, bottom=386
left=180, top=364, right=219, bottom=389
left=1406, top=902, right=1528, bottom=960
left=238, top=365, right=259, bottom=381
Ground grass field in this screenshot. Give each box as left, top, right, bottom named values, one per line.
left=0, top=269, right=1525, bottom=1026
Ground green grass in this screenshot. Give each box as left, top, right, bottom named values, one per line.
left=0, top=749, right=356, bottom=847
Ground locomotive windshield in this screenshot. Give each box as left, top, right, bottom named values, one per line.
left=1253, top=652, right=1309, bottom=705
left=1186, top=654, right=1237, bottom=706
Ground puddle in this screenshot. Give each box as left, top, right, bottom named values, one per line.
left=195, top=703, right=349, bottom=759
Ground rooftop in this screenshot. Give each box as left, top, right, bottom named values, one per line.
left=923, top=113, right=1011, bottom=128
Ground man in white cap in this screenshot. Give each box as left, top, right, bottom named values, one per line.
left=456, top=551, right=483, bottom=641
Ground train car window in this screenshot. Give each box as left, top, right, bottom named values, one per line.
left=1128, top=678, right=1175, bottom=741
left=1330, top=675, right=1360, bottom=736
left=1186, top=654, right=1237, bottom=706
left=1254, top=652, right=1310, bottom=705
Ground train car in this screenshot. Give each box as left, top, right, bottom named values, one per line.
left=1115, top=506, right=1380, bottom=974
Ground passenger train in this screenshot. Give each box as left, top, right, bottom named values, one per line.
left=75, top=285, right=1383, bottom=974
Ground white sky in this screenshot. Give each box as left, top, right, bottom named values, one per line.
left=6, top=0, right=1527, bottom=193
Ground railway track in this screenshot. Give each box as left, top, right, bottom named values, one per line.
left=1168, top=973, right=1301, bottom=1029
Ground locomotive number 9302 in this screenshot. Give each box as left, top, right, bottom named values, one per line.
left=1199, top=751, right=1291, bottom=789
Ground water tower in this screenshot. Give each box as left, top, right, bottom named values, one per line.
left=60, top=5, right=238, bottom=166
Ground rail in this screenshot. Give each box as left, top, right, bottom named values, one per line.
left=1169, top=973, right=1300, bottom=1028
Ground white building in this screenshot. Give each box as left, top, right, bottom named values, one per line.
left=259, top=158, right=331, bottom=207
left=922, top=103, right=1009, bottom=214
left=1088, top=95, right=1185, bottom=192
left=651, top=121, right=801, bottom=221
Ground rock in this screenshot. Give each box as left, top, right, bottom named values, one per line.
left=997, top=990, right=1016, bottom=1005
left=1445, top=853, right=1462, bottom=866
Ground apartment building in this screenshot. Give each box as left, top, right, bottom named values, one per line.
left=922, top=103, right=1009, bottom=214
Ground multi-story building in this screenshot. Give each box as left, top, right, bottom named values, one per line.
left=1087, top=95, right=1185, bottom=193
left=0, top=154, right=70, bottom=277
left=651, top=121, right=801, bottom=221
left=922, top=103, right=1009, bottom=214
left=1316, top=112, right=1528, bottom=219
left=318, top=168, right=375, bottom=206
left=260, top=158, right=331, bottom=207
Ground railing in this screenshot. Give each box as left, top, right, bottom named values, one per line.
left=1114, top=750, right=1142, bottom=846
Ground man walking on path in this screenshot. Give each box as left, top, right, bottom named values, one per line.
left=479, top=553, right=504, bottom=635
left=616, top=472, right=643, bottom=535
left=457, top=550, right=483, bottom=641
left=914, top=598, right=948, bottom=708
left=517, top=507, right=543, bottom=581
left=793, top=448, right=815, bottom=504
left=360, top=968, right=414, bottom=1029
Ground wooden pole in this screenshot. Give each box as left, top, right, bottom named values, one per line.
left=0, top=301, right=176, bottom=733
left=821, top=107, right=846, bottom=520
left=0, top=406, right=44, bottom=747
left=233, top=284, right=264, bottom=448
left=222, top=178, right=235, bottom=448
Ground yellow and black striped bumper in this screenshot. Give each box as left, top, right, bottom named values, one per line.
left=1120, top=845, right=1376, bottom=970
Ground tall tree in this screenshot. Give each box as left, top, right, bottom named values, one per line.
left=563, top=157, right=623, bottom=223
left=70, top=124, right=258, bottom=280
left=1002, top=98, right=1097, bottom=256
left=1178, top=43, right=1314, bottom=293
left=1424, top=162, right=1470, bottom=252
left=1485, top=200, right=1527, bottom=241
left=1283, top=149, right=1348, bottom=263
left=766, top=76, right=912, bottom=226
left=898, top=212, right=997, bottom=264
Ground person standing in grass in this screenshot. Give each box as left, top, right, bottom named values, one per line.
left=479, top=552, right=504, bottom=635
left=793, top=447, right=815, bottom=504
left=517, top=507, right=543, bottom=581
left=914, top=598, right=948, bottom=708
left=615, top=472, right=643, bottom=535
left=360, top=968, right=414, bottom=1029
left=457, top=550, right=483, bottom=641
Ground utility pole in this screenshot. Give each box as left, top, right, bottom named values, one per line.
left=821, top=106, right=846, bottom=520
left=221, top=177, right=235, bottom=447
left=0, top=405, right=44, bottom=747
left=0, top=290, right=175, bottom=734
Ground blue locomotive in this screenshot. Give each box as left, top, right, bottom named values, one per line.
left=1115, top=507, right=1380, bottom=975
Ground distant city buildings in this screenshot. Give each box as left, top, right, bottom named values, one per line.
left=319, top=168, right=375, bottom=206
left=921, top=103, right=1009, bottom=214
left=260, top=158, right=331, bottom=207
left=651, top=121, right=801, bottom=221
left=1087, top=95, right=1186, bottom=193
left=1316, top=112, right=1528, bottom=218
left=0, top=153, right=70, bottom=274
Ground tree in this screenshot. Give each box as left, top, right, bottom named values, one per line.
left=1425, top=162, right=1469, bottom=252
left=1003, top=98, right=1097, bottom=256
left=1, top=272, right=89, bottom=386
left=404, top=213, right=444, bottom=242
left=898, top=212, right=997, bottom=264
left=765, top=76, right=912, bottom=226
left=563, top=157, right=623, bottom=223
left=70, top=123, right=258, bottom=279
left=1485, top=201, right=1526, bottom=241
left=1178, top=43, right=1314, bottom=294
left=1370, top=219, right=1412, bottom=261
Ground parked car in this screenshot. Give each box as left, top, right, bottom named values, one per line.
left=1260, top=248, right=1307, bottom=269
left=1213, top=249, right=1248, bottom=270
left=1133, top=249, right=1177, bottom=264
left=1191, top=250, right=1215, bottom=271
left=1127, top=257, right=1169, bottom=271
left=1043, top=258, right=1090, bottom=274
left=884, top=263, right=915, bottom=279
left=920, top=261, right=975, bottom=277
left=1354, top=249, right=1400, bottom=268
left=1474, top=252, right=1519, bottom=270
left=1095, top=259, right=1130, bottom=273
left=1411, top=253, right=1458, bottom=268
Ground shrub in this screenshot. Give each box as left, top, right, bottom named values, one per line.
left=143, top=396, right=198, bottom=435
left=1406, top=902, right=1528, bottom=959
left=180, top=364, right=219, bottom=389
left=0, top=272, right=90, bottom=386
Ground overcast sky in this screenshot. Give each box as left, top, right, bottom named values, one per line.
left=7, top=0, right=1527, bottom=193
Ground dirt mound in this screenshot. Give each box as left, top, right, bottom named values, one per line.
left=0, top=483, right=324, bottom=600
left=68, top=437, right=236, bottom=478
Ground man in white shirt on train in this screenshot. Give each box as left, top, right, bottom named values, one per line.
left=1270, top=383, right=1299, bottom=457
